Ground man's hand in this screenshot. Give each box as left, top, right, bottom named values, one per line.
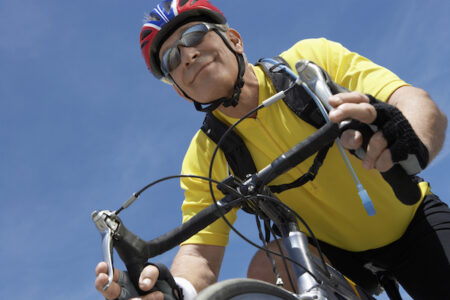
left=328, top=92, right=394, bottom=172
left=328, top=90, right=431, bottom=175
left=95, top=262, right=163, bottom=300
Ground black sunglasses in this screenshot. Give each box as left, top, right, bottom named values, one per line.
left=160, top=23, right=222, bottom=79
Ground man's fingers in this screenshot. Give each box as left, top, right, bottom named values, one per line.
left=139, top=265, right=160, bottom=291
left=328, top=92, right=395, bottom=172
left=375, top=149, right=393, bottom=172
left=95, top=262, right=120, bottom=281
left=95, top=262, right=108, bottom=276
left=95, top=262, right=123, bottom=299
left=328, top=92, right=376, bottom=124
left=340, top=129, right=363, bottom=150
left=328, top=92, right=370, bottom=107
left=363, top=131, right=389, bottom=170
left=329, top=102, right=376, bottom=124
left=95, top=273, right=122, bottom=299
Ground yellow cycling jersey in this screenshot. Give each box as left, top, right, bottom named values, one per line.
left=179, top=38, right=429, bottom=251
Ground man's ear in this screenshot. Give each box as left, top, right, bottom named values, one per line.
left=172, top=84, right=193, bottom=102
left=226, top=28, right=244, bottom=54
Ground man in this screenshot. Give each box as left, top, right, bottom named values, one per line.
left=95, top=0, right=449, bottom=299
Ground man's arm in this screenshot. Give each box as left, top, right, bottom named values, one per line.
left=171, top=244, right=225, bottom=292
left=387, top=86, right=447, bottom=162
left=328, top=86, right=447, bottom=172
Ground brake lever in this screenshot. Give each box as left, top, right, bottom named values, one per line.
left=92, top=209, right=119, bottom=291
left=92, top=208, right=151, bottom=295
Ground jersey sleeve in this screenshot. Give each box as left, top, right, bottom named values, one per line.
left=280, top=38, right=409, bottom=102
left=179, top=130, right=238, bottom=246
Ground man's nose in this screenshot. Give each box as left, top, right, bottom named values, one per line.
left=179, top=46, right=200, bottom=68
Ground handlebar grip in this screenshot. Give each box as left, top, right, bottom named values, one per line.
left=114, top=221, right=150, bottom=295
left=381, top=165, right=421, bottom=205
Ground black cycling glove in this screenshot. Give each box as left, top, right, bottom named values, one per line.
left=149, top=263, right=184, bottom=300
left=342, top=95, right=429, bottom=175
left=114, top=263, right=183, bottom=300
left=113, top=270, right=139, bottom=300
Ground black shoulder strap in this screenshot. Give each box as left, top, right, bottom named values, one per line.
left=200, top=56, right=332, bottom=192
left=200, top=112, right=257, bottom=180
left=256, top=56, right=326, bottom=128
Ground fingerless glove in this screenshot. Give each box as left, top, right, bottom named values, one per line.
left=368, top=95, right=428, bottom=175
left=114, top=263, right=183, bottom=300
left=342, top=95, right=429, bottom=175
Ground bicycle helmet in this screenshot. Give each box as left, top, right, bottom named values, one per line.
left=139, top=0, right=246, bottom=112
left=140, top=0, right=226, bottom=80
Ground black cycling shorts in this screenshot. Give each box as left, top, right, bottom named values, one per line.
left=316, top=194, right=450, bottom=299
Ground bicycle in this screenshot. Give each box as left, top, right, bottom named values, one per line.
left=92, top=60, right=419, bottom=300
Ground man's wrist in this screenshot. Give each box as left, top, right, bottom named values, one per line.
left=174, top=277, right=197, bottom=300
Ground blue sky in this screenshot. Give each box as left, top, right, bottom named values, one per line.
left=1, top=1, right=449, bottom=299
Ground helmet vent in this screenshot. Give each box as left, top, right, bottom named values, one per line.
left=141, top=40, right=149, bottom=49
left=162, top=0, right=171, bottom=13
left=140, top=29, right=153, bottom=41
left=148, top=11, right=161, bottom=21
left=179, top=0, right=189, bottom=7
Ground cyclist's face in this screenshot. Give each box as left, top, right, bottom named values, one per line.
left=159, top=22, right=242, bottom=103
left=160, top=23, right=220, bottom=77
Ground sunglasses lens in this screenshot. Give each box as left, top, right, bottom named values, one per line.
left=166, top=49, right=181, bottom=73
left=161, top=49, right=175, bottom=75
left=181, top=30, right=207, bottom=48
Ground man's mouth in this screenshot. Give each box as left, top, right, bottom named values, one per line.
left=191, top=60, right=213, bottom=83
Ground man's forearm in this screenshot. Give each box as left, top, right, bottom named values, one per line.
left=387, top=85, right=447, bottom=163
left=170, top=244, right=225, bottom=292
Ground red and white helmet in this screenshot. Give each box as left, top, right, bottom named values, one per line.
left=139, top=0, right=226, bottom=80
